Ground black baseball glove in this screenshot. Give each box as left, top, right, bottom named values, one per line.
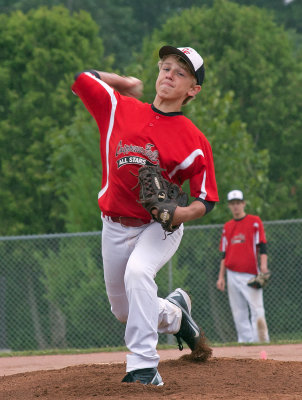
left=136, top=165, right=188, bottom=233
left=247, top=272, right=271, bottom=289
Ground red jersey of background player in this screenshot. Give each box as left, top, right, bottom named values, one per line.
left=72, top=72, right=219, bottom=221
left=220, top=215, right=267, bottom=275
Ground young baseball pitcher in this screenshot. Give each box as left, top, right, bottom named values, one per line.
left=71, top=45, right=219, bottom=385
left=216, top=190, right=270, bottom=343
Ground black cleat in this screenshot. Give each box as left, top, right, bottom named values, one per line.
left=122, top=367, right=164, bottom=386
left=166, top=288, right=201, bottom=351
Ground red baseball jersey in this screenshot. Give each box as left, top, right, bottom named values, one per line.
left=72, top=72, right=219, bottom=221
left=219, top=215, right=267, bottom=275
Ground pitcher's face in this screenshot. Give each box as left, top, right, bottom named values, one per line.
left=156, top=56, right=199, bottom=102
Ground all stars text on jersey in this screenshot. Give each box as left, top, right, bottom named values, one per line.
left=117, top=156, right=156, bottom=168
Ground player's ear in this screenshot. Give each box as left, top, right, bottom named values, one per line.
left=188, top=84, right=201, bottom=97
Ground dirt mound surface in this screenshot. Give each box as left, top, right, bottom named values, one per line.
left=1, top=356, right=302, bottom=399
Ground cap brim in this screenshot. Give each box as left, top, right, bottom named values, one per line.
left=159, top=46, right=196, bottom=78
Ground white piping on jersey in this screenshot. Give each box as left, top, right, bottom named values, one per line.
left=168, top=149, right=204, bottom=179
left=168, top=149, right=207, bottom=200
left=199, top=170, right=207, bottom=200
left=253, top=222, right=260, bottom=271
left=222, top=232, right=228, bottom=252
left=80, top=73, right=118, bottom=200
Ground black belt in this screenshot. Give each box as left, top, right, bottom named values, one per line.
left=110, top=216, right=149, bottom=227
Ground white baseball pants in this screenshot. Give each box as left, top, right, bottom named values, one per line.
left=227, top=269, right=269, bottom=343
left=101, top=216, right=183, bottom=372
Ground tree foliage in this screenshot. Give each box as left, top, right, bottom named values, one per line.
left=50, top=109, right=103, bottom=232
left=0, top=6, right=108, bottom=235
left=1, top=0, right=301, bottom=67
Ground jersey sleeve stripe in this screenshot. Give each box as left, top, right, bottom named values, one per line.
left=222, top=235, right=227, bottom=252
left=253, top=232, right=258, bottom=269
left=253, top=222, right=260, bottom=244
left=90, top=76, right=117, bottom=200
left=253, top=224, right=260, bottom=270
left=198, top=170, right=207, bottom=200
left=84, top=71, right=115, bottom=95
left=168, top=149, right=204, bottom=179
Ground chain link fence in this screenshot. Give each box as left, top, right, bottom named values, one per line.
left=0, top=219, right=301, bottom=352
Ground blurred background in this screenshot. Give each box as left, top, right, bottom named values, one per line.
left=0, top=0, right=301, bottom=351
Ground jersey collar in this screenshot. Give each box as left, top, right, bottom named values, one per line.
left=234, top=214, right=247, bottom=222
left=151, top=104, right=183, bottom=116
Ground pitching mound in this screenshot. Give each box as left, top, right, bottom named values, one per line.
left=1, top=357, right=302, bottom=399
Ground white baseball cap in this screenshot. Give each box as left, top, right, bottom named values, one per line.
left=159, top=46, right=205, bottom=85
left=227, top=190, right=244, bottom=201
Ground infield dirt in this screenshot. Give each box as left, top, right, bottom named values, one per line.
left=1, top=344, right=302, bottom=399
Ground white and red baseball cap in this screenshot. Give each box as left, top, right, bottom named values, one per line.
left=159, top=45, right=205, bottom=85
left=227, top=190, right=244, bottom=201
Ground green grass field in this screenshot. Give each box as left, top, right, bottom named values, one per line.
left=1, top=339, right=301, bottom=358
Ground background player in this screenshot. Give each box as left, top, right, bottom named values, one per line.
left=216, top=190, right=270, bottom=343
left=71, top=45, right=219, bottom=385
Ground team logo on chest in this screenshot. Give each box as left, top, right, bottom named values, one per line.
left=115, top=140, right=159, bottom=168
left=231, top=233, right=245, bottom=244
